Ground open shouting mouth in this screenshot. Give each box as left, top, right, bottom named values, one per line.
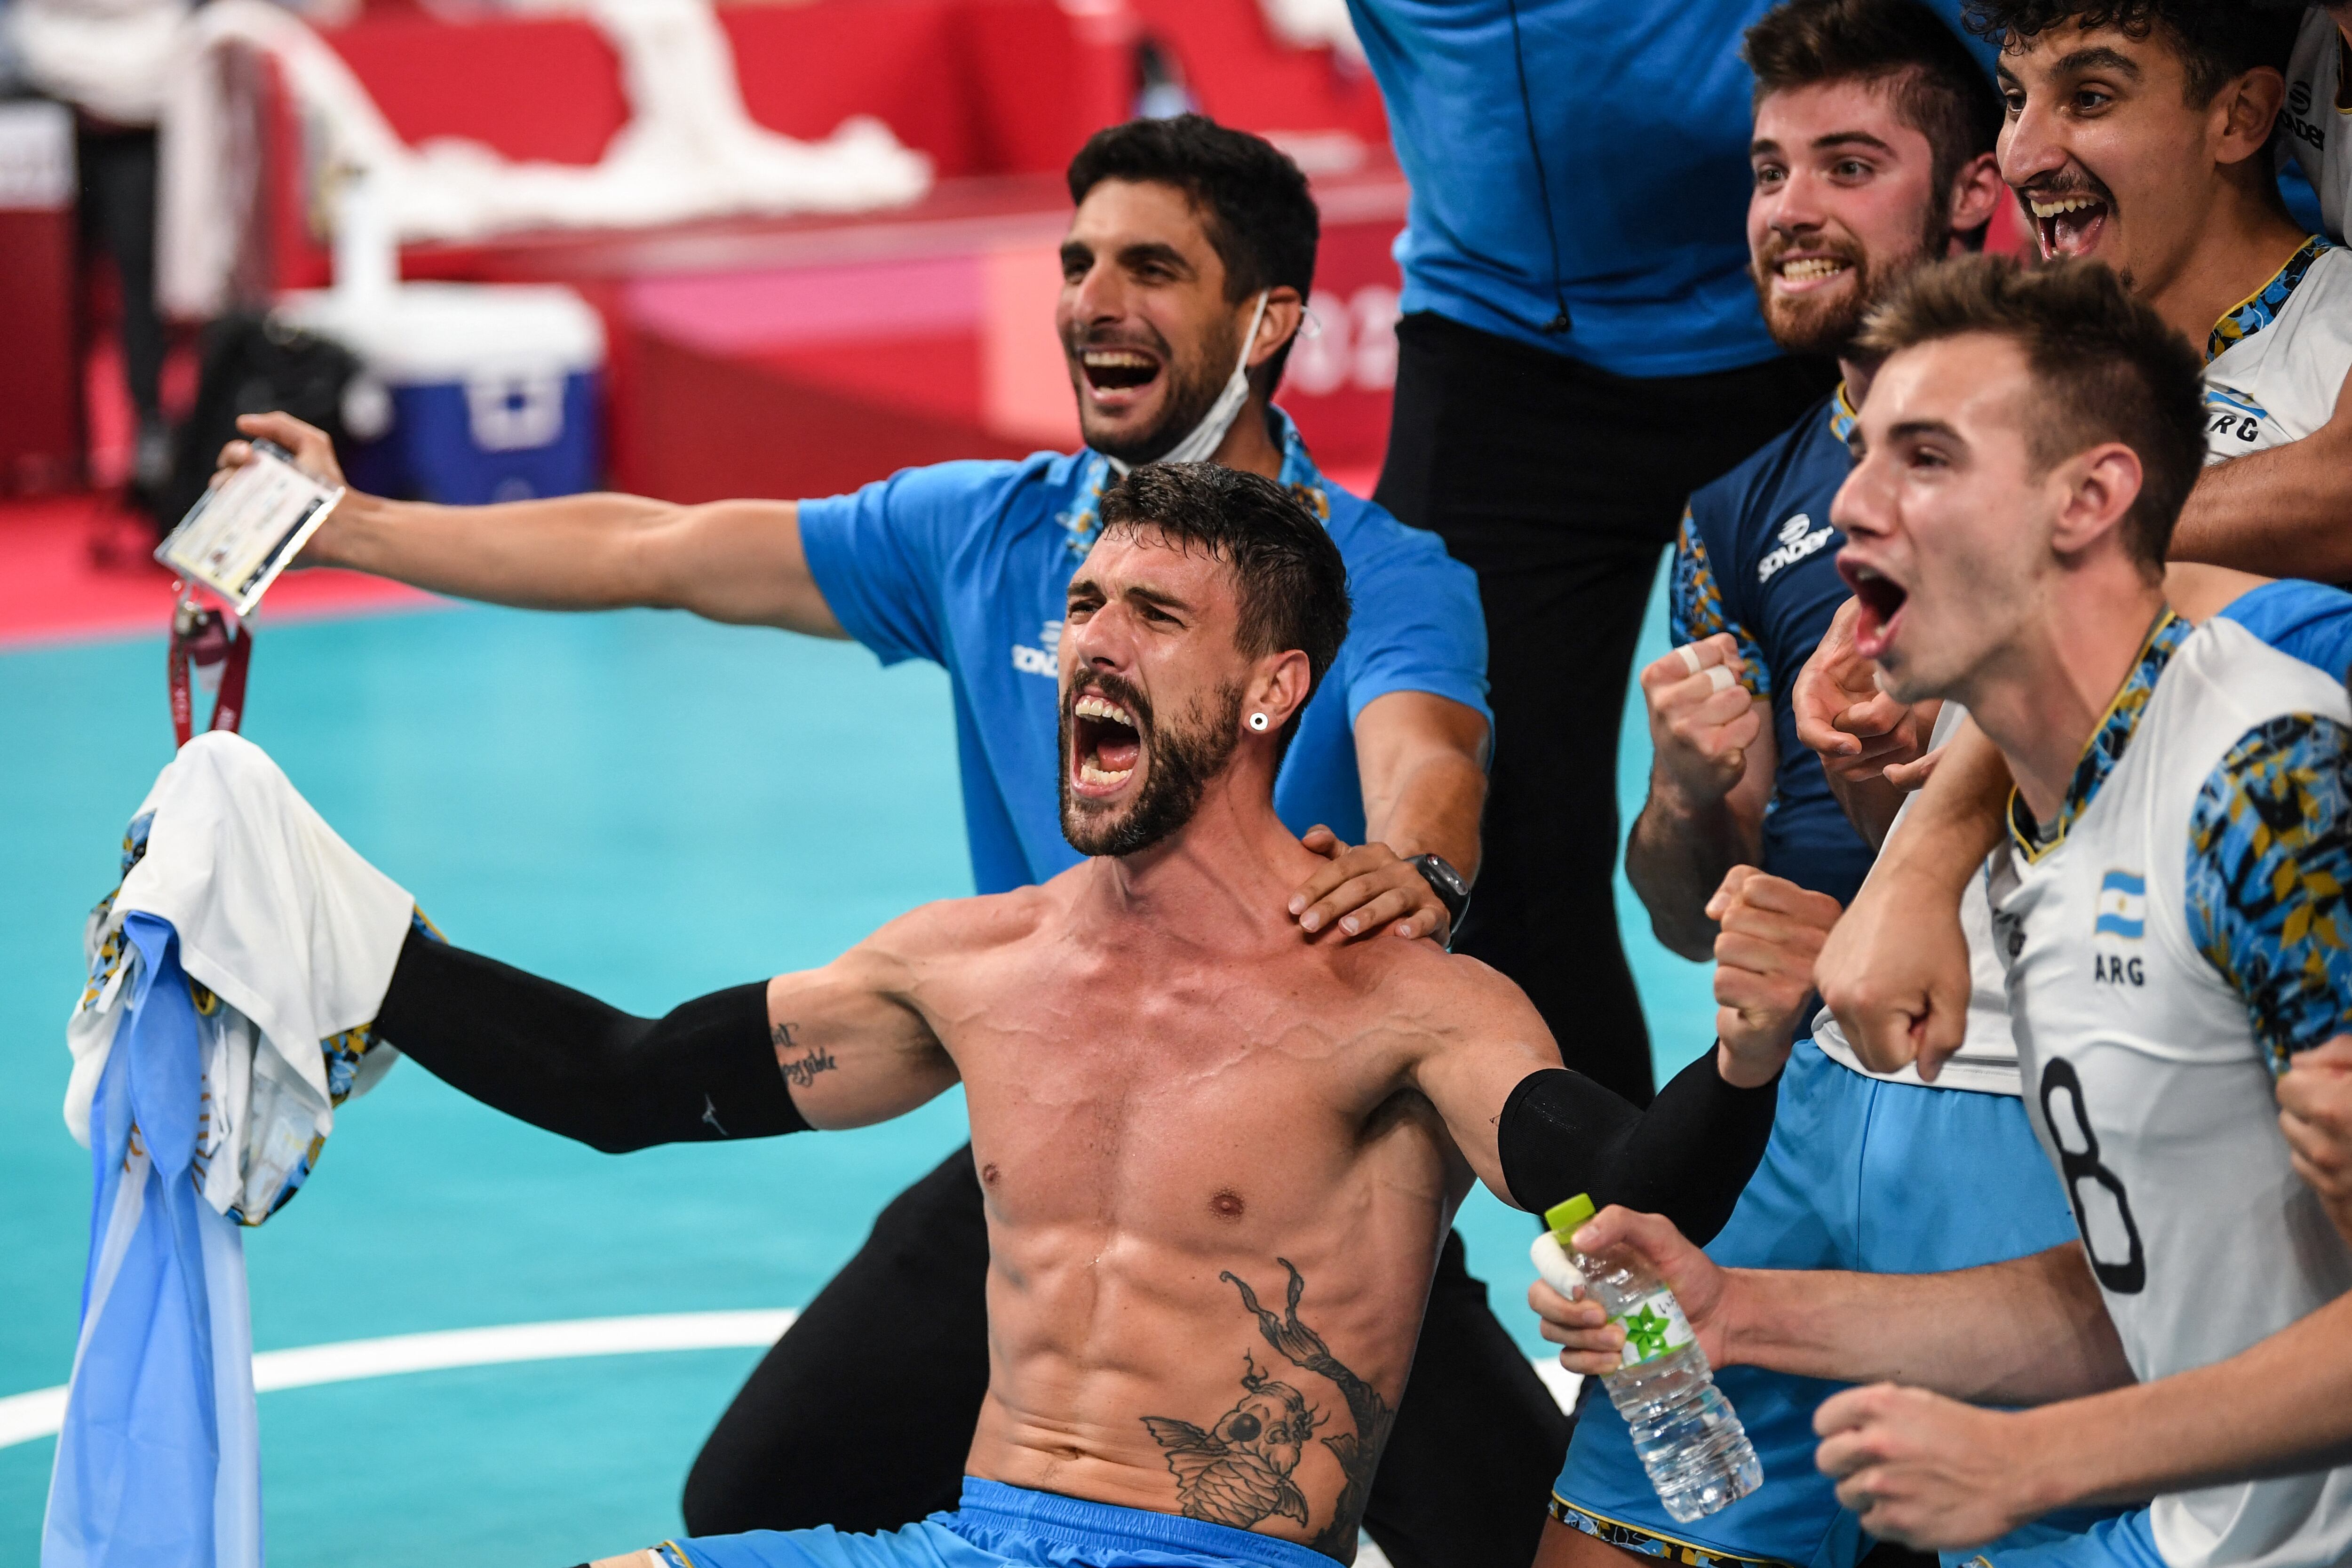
left=1841, top=558, right=1909, bottom=661
left=1070, top=688, right=1145, bottom=796
left=2024, top=177, right=2112, bottom=260
left=1075, top=341, right=1166, bottom=415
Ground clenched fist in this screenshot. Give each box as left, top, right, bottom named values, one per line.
left=1708, top=866, right=1842, bottom=1085
left=1641, top=633, right=1764, bottom=806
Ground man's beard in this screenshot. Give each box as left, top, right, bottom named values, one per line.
left=1073, top=317, right=1240, bottom=467
left=1059, top=673, right=1245, bottom=857
left=1752, top=221, right=1941, bottom=359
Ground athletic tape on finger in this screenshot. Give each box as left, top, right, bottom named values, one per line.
left=1677, top=644, right=1704, bottom=675
left=1707, top=665, right=1738, bottom=692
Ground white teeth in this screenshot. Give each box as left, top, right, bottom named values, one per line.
left=1779, top=257, right=1848, bottom=281
left=1077, top=761, right=1133, bottom=786
left=1082, top=350, right=1155, bottom=369
left=2028, top=196, right=2101, bottom=218
left=1073, top=694, right=1135, bottom=726
left=1852, top=565, right=1882, bottom=581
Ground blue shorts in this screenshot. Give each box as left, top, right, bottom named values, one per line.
left=654, top=1478, right=1339, bottom=1568
left=1551, top=1041, right=2082, bottom=1568
left=1956, top=1511, right=2162, bottom=1568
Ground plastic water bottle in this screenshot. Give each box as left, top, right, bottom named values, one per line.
left=1531, top=1194, right=1762, bottom=1522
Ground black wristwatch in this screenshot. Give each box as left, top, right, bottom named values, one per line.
left=1408, top=853, right=1472, bottom=940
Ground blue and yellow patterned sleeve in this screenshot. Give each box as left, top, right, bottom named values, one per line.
left=1667, top=510, right=1772, bottom=698
left=2185, top=714, right=2352, bottom=1075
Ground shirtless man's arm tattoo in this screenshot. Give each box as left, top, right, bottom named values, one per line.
left=771, top=1021, right=837, bottom=1089
left=1141, top=1259, right=1394, bottom=1555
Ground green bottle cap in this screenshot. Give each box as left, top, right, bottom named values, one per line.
left=1545, top=1194, right=1596, bottom=1238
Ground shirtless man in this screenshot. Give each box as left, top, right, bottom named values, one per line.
left=363, top=461, right=1815, bottom=1568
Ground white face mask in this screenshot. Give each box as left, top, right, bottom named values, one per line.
left=1103, top=291, right=1271, bottom=476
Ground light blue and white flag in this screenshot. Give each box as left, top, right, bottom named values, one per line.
left=46, top=914, right=261, bottom=1568
left=46, top=734, right=420, bottom=1568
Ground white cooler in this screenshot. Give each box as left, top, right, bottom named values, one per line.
left=276, top=282, right=606, bottom=505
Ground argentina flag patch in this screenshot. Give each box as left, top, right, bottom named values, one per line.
left=2094, top=870, right=2147, bottom=939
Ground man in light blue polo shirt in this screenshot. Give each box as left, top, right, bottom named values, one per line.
left=797, top=402, right=1487, bottom=899
left=230, top=115, right=1523, bottom=1568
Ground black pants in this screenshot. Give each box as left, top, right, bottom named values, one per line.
left=1375, top=314, right=1836, bottom=1108
left=685, top=1146, right=1572, bottom=1568
left=77, top=123, right=165, bottom=428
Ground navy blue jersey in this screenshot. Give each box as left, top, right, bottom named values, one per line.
left=1669, top=386, right=1873, bottom=907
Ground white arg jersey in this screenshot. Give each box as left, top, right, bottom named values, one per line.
left=2201, top=239, right=2352, bottom=463
left=2280, top=9, right=2349, bottom=246
left=1987, top=618, right=2352, bottom=1568
left=1811, top=701, right=2020, bottom=1096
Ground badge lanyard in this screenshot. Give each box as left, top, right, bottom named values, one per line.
left=168, top=592, right=254, bottom=747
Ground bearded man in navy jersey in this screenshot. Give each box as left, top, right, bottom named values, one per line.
left=1546, top=8, right=2080, bottom=1568
left=1345, top=0, right=1979, bottom=1103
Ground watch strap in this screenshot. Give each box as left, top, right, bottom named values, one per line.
left=1408, top=853, right=1471, bottom=933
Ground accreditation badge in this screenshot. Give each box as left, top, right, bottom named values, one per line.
left=155, top=440, right=345, bottom=618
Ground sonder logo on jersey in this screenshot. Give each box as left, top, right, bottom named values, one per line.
left=1010, top=619, right=1064, bottom=678
left=2283, top=78, right=2326, bottom=153
left=1756, top=513, right=1836, bottom=585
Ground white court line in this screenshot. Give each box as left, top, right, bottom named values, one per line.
left=0, top=1307, right=1582, bottom=1451
left=0, top=1308, right=798, bottom=1449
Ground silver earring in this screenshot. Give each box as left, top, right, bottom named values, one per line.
left=1248, top=712, right=1270, bottom=732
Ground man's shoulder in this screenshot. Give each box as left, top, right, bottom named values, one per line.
left=2140, top=619, right=2352, bottom=841
left=1320, top=934, right=1538, bottom=1031
left=2217, top=578, right=2352, bottom=684
left=1685, top=391, right=1847, bottom=557
left=811, top=450, right=1088, bottom=530
left=2168, top=615, right=2352, bottom=732
left=2277, top=240, right=2352, bottom=323
left=863, top=880, right=1061, bottom=966
left=2211, top=240, right=2352, bottom=371
left=929, top=449, right=1090, bottom=507
left=1310, top=486, right=1486, bottom=674
left=1318, top=485, right=1471, bottom=578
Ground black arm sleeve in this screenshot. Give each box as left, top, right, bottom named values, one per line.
left=371, top=924, right=809, bottom=1154
left=1496, top=1051, right=1779, bottom=1247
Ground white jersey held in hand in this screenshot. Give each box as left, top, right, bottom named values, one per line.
left=1987, top=617, right=2352, bottom=1568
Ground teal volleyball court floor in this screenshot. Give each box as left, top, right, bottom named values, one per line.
left=0, top=566, right=1716, bottom=1563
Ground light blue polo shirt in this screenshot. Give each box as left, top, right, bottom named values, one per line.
left=796, top=413, right=1491, bottom=894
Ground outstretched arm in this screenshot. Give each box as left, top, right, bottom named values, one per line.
left=374, top=910, right=959, bottom=1153
left=220, top=412, right=844, bottom=635
left=1814, top=1288, right=2352, bottom=1552
left=1412, top=866, right=1838, bottom=1242
left=1529, top=1208, right=2128, bottom=1405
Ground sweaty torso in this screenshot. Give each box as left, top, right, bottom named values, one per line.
left=902, top=872, right=1472, bottom=1559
